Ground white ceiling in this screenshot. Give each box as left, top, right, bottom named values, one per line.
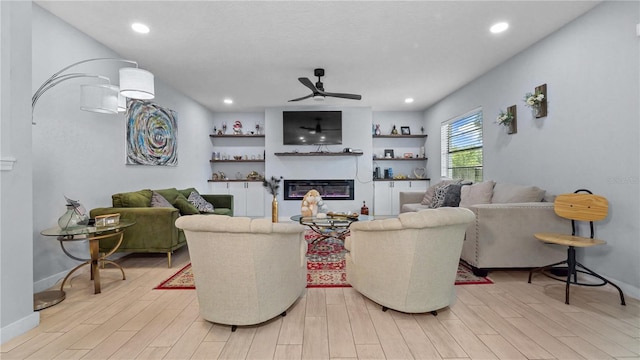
left=36, top=1, right=600, bottom=113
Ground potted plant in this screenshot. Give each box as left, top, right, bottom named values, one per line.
left=497, top=109, right=516, bottom=134
left=524, top=91, right=545, bottom=117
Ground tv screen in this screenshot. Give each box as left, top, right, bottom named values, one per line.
left=283, top=111, right=342, bottom=145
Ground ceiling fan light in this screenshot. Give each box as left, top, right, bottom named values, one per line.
left=313, top=95, right=325, bottom=101
left=119, top=67, right=155, bottom=99
left=80, top=84, right=119, bottom=114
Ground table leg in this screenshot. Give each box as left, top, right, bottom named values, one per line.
left=89, top=237, right=101, bottom=294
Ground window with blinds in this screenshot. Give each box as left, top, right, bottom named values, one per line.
left=440, top=108, right=483, bottom=182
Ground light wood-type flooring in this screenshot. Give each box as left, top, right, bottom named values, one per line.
left=2, top=247, right=639, bottom=359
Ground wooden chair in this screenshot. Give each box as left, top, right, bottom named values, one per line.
left=528, top=189, right=625, bottom=305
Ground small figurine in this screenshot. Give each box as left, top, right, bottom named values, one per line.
left=233, top=120, right=242, bottom=134
left=391, top=125, right=398, bottom=135
left=375, top=124, right=381, bottom=136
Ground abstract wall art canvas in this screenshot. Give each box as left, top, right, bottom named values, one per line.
left=126, top=100, right=178, bottom=166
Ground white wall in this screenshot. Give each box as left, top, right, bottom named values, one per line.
left=31, top=5, right=215, bottom=291
left=0, top=1, right=40, bottom=343
left=424, top=1, right=640, bottom=296
left=265, top=107, right=374, bottom=217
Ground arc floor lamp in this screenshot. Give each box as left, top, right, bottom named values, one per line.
left=31, top=57, right=155, bottom=124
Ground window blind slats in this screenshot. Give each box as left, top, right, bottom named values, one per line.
left=440, top=110, right=483, bottom=182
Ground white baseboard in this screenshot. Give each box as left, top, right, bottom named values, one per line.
left=33, top=270, right=67, bottom=293
left=0, top=312, right=39, bottom=345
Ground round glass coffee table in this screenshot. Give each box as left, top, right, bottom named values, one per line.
left=36, top=220, right=135, bottom=310
left=290, top=214, right=372, bottom=247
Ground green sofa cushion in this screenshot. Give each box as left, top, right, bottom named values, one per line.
left=155, top=188, right=181, bottom=204
left=112, top=189, right=152, bottom=208
left=178, top=187, right=199, bottom=198
left=174, top=195, right=200, bottom=215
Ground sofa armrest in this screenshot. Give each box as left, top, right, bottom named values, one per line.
left=201, top=194, right=234, bottom=215
left=461, top=202, right=570, bottom=269
left=399, top=191, right=425, bottom=209
left=90, top=207, right=181, bottom=251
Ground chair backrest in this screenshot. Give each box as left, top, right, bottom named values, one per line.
left=554, top=193, right=608, bottom=222
left=175, top=215, right=307, bottom=326
left=554, top=191, right=608, bottom=239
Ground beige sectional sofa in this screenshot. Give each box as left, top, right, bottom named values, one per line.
left=400, top=181, right=569, bottom=275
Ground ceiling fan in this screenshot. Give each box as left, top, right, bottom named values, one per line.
left=289, top=68, right=362, bottom=102
left=301, top=118, right=340, bottom=134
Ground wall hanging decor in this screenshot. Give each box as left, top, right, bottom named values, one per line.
left=126, top=99, right=178, bottom=166
left=497, top=105, right=517, bottom=134
left=524, top=83, right=547, bottom=118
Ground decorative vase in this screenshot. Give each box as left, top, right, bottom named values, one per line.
left=532, top=106, right=541, bottom=118
left=272, top=196, right=279, bottom=223
left=507, top=121, right=515, bottom=134
left=58, top=205, right=89, bottom=230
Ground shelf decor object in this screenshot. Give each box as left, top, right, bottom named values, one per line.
left=262, top=176, right=283, bottom=223
left=31, top=58, right=155, bottom=124
left=524, top=83, right=547, bottom=118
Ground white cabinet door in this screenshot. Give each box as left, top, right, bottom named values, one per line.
left=245, top=182, right=265, bottom=217
left=219, top=182, right=265, bottom=217
left=390, top=181, right=410, bottom=215
left=374, top=182, right=393, bottom=216
left=375, top=181, right=429, bottom=216
left=210, top=182, right=230, bottom=195
left=228, top=182, right=247, bottom=216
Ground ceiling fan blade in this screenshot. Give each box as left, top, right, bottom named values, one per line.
left=298, top=77, right=318, bottom=92
left=288, top=94, right=314, bottom=102
left=319, top=91, right=362, bottom=100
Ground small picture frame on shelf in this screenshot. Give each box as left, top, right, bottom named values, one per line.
left=384, top=149, right=394, bottom=159
left=403, top=152, right=413, bottom=158
left=400, top=126, right=411, bottom=135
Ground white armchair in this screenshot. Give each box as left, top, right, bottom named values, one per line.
left=175, top=215, right=307, bottom=330
left=345, top=208, right=475, bottom=314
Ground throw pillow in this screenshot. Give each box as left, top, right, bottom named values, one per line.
left=179, top=187, right=199, bottom=199
left=150, top=191, right=174, bottom=208
left=174, top=195, right=200, bottom=215
left=442, top=183, right=463, bottom=207
left=188, top=191, right=215, bottom=213
left=492, top=183, right=546, bottom=203
left=430, top=184, right=451, bottom=208
left=420, top=179, right=462, bottom=206
left=154, top=188, right=181, bottom=204
left=459, top=180, right=496, bottom=208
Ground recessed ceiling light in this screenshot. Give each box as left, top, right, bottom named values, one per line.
left=490, top=22, right=509, bottom=34
left=404, top=98, right=414, bottom=104
left=131, top=23, right=150, bottom=34
left=223, top=98, right=233, bottom=104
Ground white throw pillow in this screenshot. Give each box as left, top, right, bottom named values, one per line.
left=187, top=191, right=215, bottom=213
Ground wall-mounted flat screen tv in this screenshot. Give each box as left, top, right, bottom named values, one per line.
left=283, top=111, right=342, bottom=145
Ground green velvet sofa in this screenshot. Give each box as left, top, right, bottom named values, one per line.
left=90, top=187, right=233, bottom=267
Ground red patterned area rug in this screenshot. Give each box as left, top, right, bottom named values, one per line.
left=155, top=232, right=492, bottom=290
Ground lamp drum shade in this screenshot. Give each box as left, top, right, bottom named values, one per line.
left=80, top=84, right=119, bottom=114
left=119, top=67, right=155, bottom=99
